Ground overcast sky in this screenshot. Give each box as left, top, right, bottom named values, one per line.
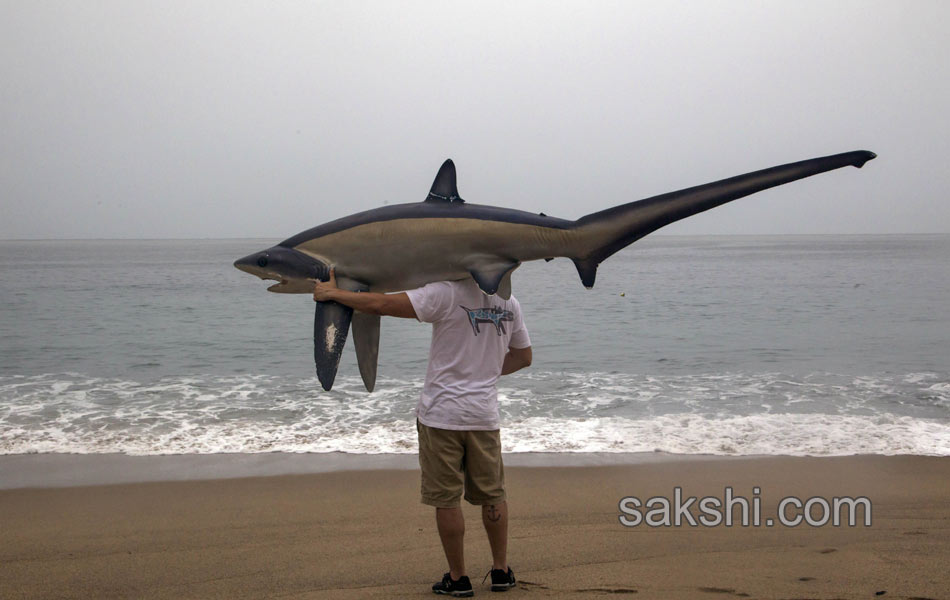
left=2, top=1, right=947, bottom=239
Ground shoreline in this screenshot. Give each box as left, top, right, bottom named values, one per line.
left=1, top=455, right=947, bottom=599
left=2, top=450, right=949, bottom=490
left=0, top=450, right=765, bottom=490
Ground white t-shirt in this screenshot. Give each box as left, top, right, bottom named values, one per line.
left=406, top=278, right=531, bottom=431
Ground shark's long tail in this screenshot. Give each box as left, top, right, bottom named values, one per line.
left=569, top=150, right=876, bottom=287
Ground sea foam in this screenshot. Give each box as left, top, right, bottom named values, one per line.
left=1, top=372, right=946, bottom=456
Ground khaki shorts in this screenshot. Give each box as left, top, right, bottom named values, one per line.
left=417, top=420, right=506, bottom=508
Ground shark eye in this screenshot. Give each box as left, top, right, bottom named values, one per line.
left=257, top=256, right=269, bottom=268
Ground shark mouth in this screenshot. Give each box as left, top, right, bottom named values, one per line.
left=244, top=270, right=289, bottom=291
left=263, top=276, right=315, bottom=294
left=256, top=273, right=290, bottom=291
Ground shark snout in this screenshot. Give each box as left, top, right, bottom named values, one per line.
left=233, top=252, right=270, bottom=278
left=233, top=246, right=329, bottom=292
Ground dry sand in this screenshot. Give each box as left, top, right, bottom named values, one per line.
left=1, top=455, right=948, bottom=599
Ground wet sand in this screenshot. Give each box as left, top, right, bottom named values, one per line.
left=1, top=455, right=948, bottom=599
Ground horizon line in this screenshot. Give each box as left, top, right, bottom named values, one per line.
left=2, top=232, right=949, bottom=242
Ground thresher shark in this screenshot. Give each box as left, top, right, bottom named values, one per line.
left=234, top=150, right=876, bottom=392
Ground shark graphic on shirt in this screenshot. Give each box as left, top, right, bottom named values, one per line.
left=459, top=305, right=514, bottom=336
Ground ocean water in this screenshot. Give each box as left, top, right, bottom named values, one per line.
left=0, top=236, right=948, bottom=457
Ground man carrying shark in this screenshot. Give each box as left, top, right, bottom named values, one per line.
left=237, top=149, right=876, bottom=594
left=313, top=270, right=532, bottom=596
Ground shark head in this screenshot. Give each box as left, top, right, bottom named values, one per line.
left=233, top=245, right=329, bottom=293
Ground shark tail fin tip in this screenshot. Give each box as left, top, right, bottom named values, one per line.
left=854, top=150, right=877, bottom=168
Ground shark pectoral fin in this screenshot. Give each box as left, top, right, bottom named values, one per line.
left=314, top=301, right=353, bottom=391
left=351, top=312, right=381, bottom=392
left=469, top=261, right=520, bottom=298
left=425, top=159, right=464, bottom=203
left=313, top=274, right=370, bottom=391
left=573, top=258, right=598, bottom=289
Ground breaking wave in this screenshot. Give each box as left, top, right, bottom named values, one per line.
left=1, top=371, right=947, bottom=456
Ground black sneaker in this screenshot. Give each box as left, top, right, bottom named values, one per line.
left=485, top=567, right=516, bottom=592
left=432, top=572, right=474, bottom=597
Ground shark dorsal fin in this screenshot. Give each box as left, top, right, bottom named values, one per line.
left=425, top=159, right=464, bottom=203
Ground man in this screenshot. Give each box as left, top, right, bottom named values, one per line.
left=314, top=268, right=532, bottom=597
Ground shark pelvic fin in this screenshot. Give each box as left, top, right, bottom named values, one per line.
left=469, top=261, right=519, bottom=299
left=572, top=258, right=598, bottom=289
left=313, top=276, right=368, bottom=391
left=496, top=269, right=514, bottom=300
left=351, top=312, right=380, bottom=393
left=425, top=159, right=464, bottom=203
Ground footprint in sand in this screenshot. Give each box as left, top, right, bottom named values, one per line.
left=518, top=580, right=550, bottom=590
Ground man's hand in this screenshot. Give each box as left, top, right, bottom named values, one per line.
left=312, top=268, right=417, bottom=319
left=501, top=346, right=532, bottom=375
left=313, top=267, right=339, bottom=302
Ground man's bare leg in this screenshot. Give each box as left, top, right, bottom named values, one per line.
left=482, top=501, right=508, bottom=570
left=436, top=507, right=466, bottom=579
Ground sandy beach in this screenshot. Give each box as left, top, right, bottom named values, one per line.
left=1, top=455, right=948, bottom=599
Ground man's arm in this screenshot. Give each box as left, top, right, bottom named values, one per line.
left=313, top=268, right=417, bottom=319
left=501, top=346, right=532, bottom=375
